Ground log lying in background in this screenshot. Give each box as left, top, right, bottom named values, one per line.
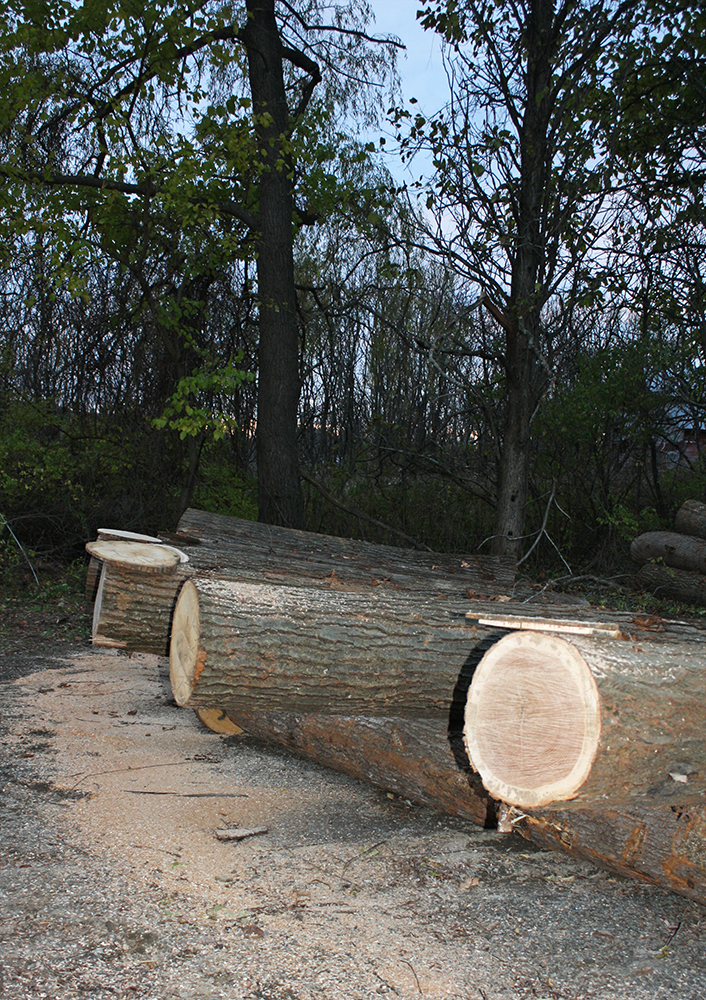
left=169, top=576, right=501, bottom=717
left=169, top=507, right=516, bottom=599
left=637, top=562, right=706, bottom=605
left=630, top=530, right=706, bottom=573
left=88, top=508, right=515, bottom=657
left=464, top=626, right=706, bottom=809
left=512, top=801, right=706, bottom=908
left=675, top=499, right=706, bottom=541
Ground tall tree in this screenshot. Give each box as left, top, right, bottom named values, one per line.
left=0, top=0, right=398, bottom=527
left=399, top=0, right=648, bottom=557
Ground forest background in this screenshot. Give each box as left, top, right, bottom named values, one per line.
left=0, top=0, right=704, bottom=604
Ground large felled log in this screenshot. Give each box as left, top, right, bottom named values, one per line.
left=214, top=708, right=494, bottom=827
left=637, top=562, right=706, bottom=605
left=630, top=530, right=706, bottom=573
left=196, top=703, right=706, bottom=906
left=169, top=576, right=500, bottom=717
left=675, top=499, right=706, bottom=540
left=511, top=800, right=706, bottom=908
left=464, top=626, right=706, bottom=809
left=169, top=507, right=516, bottom=598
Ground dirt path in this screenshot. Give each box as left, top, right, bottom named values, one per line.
left=1, top=643, right=705, bottom=999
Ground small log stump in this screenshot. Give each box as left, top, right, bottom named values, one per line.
left=87, top=540, right=184, bottom=654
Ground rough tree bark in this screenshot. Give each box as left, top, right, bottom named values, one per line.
left=194, top=702, right=706, bottom=906
left=171, top=507, right=516, bottom=596
left=169, top=576, right=501, bottom=717
left=630, top=530, right=706, bottom=573
left=674, top=499, right=706, bottom=540
left=243, top=0, right=308, bottom=528
left=207, top=707, right=494, bottom=827
left=490, top=3, right=552, bottom=559
left=637, top=562, right=706, bottom=606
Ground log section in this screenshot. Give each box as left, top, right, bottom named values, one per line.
left=193, top=703, right=706, bottom=905
left=169, top=576, right=500, bottom=717
left=630, top=530, right=706, bottom=573
left=638, top=562, right=706, bottom=606
left=205, top=707, right=493, bottom=827
left=675, top=499, right=706, bottom=541
left=88, top=541, right=183, bottom=654
left=170, top=507, right=516, bottom=598
left=464, top=627, right=706, bottom=809
left=512, top=801, right=706, bottom=908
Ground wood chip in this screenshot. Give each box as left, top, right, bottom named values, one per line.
left=214, top=826, right=268, bottom=842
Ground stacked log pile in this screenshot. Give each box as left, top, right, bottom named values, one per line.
left=83, top=509, right=706, bottom=906
left=632, top=499, right=706, bottom=605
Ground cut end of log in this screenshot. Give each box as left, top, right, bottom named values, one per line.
left=464, top=631, right=601, bottom=808
left=170, top=580, right=202, bottom=706
left=86, top=539, right=181, bottom=574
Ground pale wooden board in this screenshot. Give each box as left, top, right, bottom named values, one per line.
left=195, top=708, right=244, bottom=736
left=466, top=612, right=622, bottom=637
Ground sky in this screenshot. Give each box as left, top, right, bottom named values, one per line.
left=366, top=1, right=451, bottom=183
left=368, top=1, right=449, bottom=114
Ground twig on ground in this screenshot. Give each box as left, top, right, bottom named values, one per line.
left=1, top=513, right=40, bottom=585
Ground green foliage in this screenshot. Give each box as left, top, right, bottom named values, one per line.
left=152, top=352, right=253, bottom=440
left=191, top=443, right=257, bottom=521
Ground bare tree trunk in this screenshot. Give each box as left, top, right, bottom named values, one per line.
left=491, top=2, right=552, bottom=558
left=244, top=0, right=305, bottom=529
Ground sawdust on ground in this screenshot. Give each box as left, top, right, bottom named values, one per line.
left=1, top=645, right=705, bottom=1000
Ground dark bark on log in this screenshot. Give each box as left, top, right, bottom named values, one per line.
left=194, top=704, right=706, bottom=906
left=675, top=499, right=706, bottom=540
left=637, top=562, right=706, bottom=606
left=215, top=708, right=493, bottom=827
left=169, top=576, right=502, bottom=717
left=630, top=530, right=706, bottom=573
left=464, top=626, right=706, bottom=809
left=512, top=801, right=706, bottom=908
left=171, top=508, right=516, bottom=598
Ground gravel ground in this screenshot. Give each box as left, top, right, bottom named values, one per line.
left=1, top=641, right=705, bottom=1000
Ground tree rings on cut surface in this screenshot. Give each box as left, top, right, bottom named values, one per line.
left=85, top=539, right=182, bottom=572
left=464, top=631, right=601, bottom=808
left=170, top=581, right=202, bottom=706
